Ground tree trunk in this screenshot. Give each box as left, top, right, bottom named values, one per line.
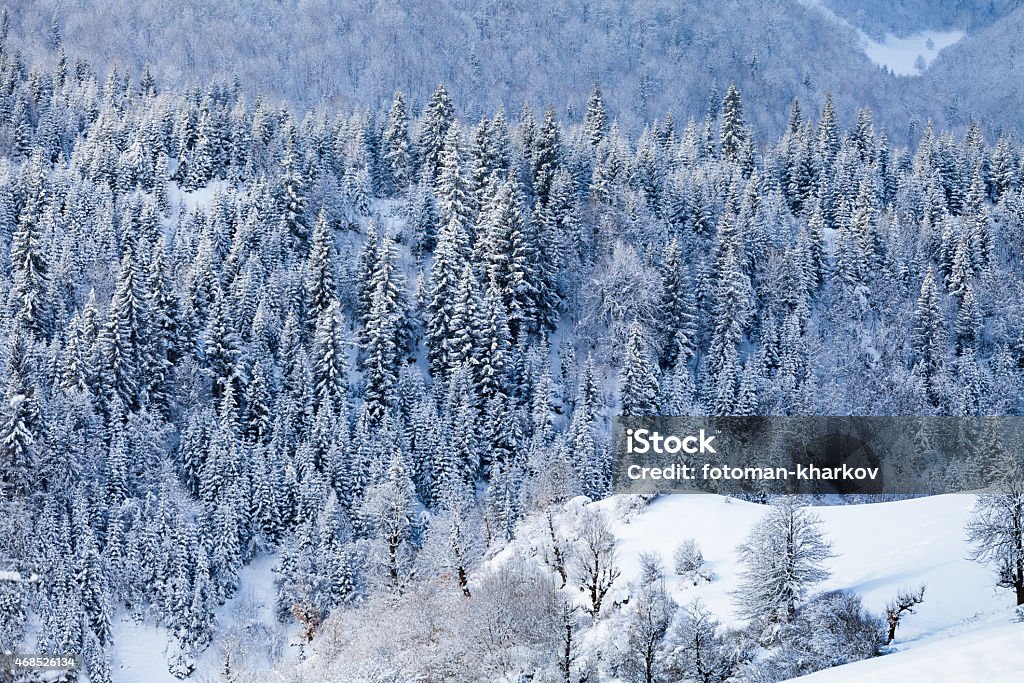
left=561, top=621, right=573, bottom=683
left=1015, top=556, right=1023, bottom=606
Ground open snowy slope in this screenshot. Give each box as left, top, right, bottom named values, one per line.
left=786, top=618, right=1024, bottom=679
left=105, top=493, right=1019, bottom=682
left=110, top=555, right=291, bottom=683
left=787, top=619, right=1024, bottom=682
left=580, top=493, right=1020, bottom=677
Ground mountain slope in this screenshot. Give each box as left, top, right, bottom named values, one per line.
left=602, top=494, right=1010, bottom=638
left=288, top=493, right=1022, bottom=681
left=789, top=620, right=1024, bottom=682
left=916, top=7, right=1024, bottom=133
left=0, top=0, right=997, bottom=139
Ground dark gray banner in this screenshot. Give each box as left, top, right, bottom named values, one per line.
left=611, top=416, right=1024, bottom=495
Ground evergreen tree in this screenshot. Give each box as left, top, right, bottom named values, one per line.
left=475, top=277, right=512, bottom=402
left=658, top=237, right=696, bottom=367
left=911, top=268, right=946, bottom=403
left=1, top=331, right=41, bottom=496
left=100, top=249, right=151, bottom=410
left=362, top=237, right=409, bottom=424
left=311, top=300, right=350, bottom=417
left=406, top=176, right=439, bottom=256
left=426, top=216, right=471, bottom=378
left=818, top=92, right=840, bottom=167
left=382, top=91, right=412, bottom=194
left=620, top=321, right=660, bottom=416
left=532, top=106, right=561, bottom=206
left=720, top=83, right=747, bottom=163
left=305, top=210, right=339, bottom=329
left=10, top=152, right=50, bottom=336
left=281, top=131, right=309, bottom=252
left=355, top=221, right=380, bottom=331
left=435, top=123, right=475, bottom=235
left=202, top=285, right=244, bottom=400
left=584, top=82, right=608, bottom=147
left=955, top=282, right=982, bottom=356
left=705, top=239, right=750, bottom=415
left=416, top=84, right=455, bottom=182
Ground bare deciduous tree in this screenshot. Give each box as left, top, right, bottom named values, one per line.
left=570, top=508, right=620, bottom=616
left=966, top=476, right=1024, bottom=606
left=885, top=584, right=925, bottom=644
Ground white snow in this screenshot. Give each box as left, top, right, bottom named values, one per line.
left=577, top=493, right=1020, bottom=680
left=800, top=0, right=964, bottom=75
left=788, top=619, right=1024, bottom=682
left=860, top=31, right=965, bottom=76
left=110, top=554, right=291, bottom=683
left=164, top=178, right=233, bottom=216
left=106, top=493, right=1021, bottom=681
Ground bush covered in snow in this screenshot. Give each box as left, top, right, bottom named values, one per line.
left=672, top=538, right=709, bottom=583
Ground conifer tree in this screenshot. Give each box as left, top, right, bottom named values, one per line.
left=417, top=84, right=455, bottom=182
left=911, top=268, right=946, bottom=402
left=202, top=285, right=244, bottom=400
left=355, top=220, right=380, bottom=332
left=620, top=321, right=660, bottom=416
left=955, top=282, right=982, bottom=357
left=100, top=249, right=150, bottom=410
left=584, top=82, right=608, bottom=147
left=532, top=106, right=561, bottom=206
left=406, top=176, right=439, bottom=256
left=475, top=277, right=512, bottom=402
left=507, top=190, right=543, bottom=338
left=447, top=262, right=483, bottom=376
left=818, top=92, right=840, bottom=167
left=720, top=83, right=747, bottom=163
left=470, top=116, right=497, bottom=205
left=305, top=210, right=339, bottom=329
left=436, top=123, right=475, bottom=234
left=427, top=216, right=471, bottom=378
left=362, top=238, right=408, bottom=424
left=311, top=300, right=350, bottom=417
left=1, top=331, right=40, bottom=496
left=10, top=152, right=50, bottom=337
left=658, top=237, right=696, bottom=367
left=382, top=91, right=412, bottom=195
left=281, top=130, right=309, bottom=252
left=705, top=240, right=750, bottom=414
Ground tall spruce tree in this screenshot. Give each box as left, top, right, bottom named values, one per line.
left=620, top=321, right=660, bottom=416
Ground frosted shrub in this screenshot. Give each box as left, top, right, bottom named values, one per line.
left=673, top=539, right=705, bottom=577
left=637, top=551, right=665, bottom=585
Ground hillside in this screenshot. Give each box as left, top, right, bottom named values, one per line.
left=2, top=0, right=1019, bottom=139
left=789, top=621, right=1024, bottom=682
left=2, top=9, right=1024, bottom=682
left=288, top=493, right=1023, bottom=681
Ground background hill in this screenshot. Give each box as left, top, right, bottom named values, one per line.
left=3, top=0, right=1024, bottom=140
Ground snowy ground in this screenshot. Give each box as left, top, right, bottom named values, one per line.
left=110, top=555, right=293, bottom=683
left=788, top=619, right=1024, bottom=682
left=800, top=0, right=964, bottom=75
left=585, top=493, right=1021, bottom=681
left=106, top=494, right=1020, bottom=681
left=860, top=30, right=964, bottom=76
